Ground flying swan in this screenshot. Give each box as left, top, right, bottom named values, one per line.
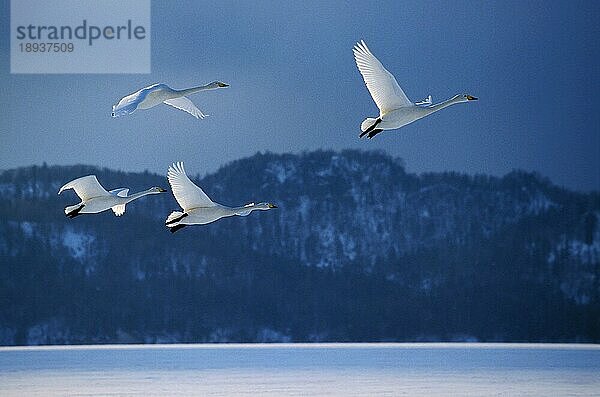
left=112, top=81, right=229, bottom=119
left=59, top=175, right=166, bottom=218
left=353, top=40, right=478, bottom=139
left=165, top=162, right=277, bottom=233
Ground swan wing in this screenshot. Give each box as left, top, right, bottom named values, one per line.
left=353, top=40, right=412, bottom=113
left=108, top=188, right=129, bottom=215
left=167, top=162, right=215, bottom=210
left=109, top=188, right=129, bottom=198
left=415, top=95, right=432, bottom=106
left=111, top=204, right=126, bottom=216
left=58, top=175, right=110, bottom=200
left=164, top=97, right=208, bottom=119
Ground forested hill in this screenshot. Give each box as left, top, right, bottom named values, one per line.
left=0, top=150, right=598, bottom=345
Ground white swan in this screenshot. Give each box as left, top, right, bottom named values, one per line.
left=111, top=81, right=229, bottom=119
left=165, top=162, right=277, bottom=233
left=59, top=175, right=166, bottom=218
left=353, top=40, right=477, bottom=139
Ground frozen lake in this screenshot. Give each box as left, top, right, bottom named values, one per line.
left=0, top=343, right=599, bottom=396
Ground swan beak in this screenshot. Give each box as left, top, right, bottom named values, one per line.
left=466, top=95, right=478, bottom=101
left=158, top=187, right=167, bottom=192
left=268, top=203, right=278, bottom=209
left=218, top=82, right=229, bottom=88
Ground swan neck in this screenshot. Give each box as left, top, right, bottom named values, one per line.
left=176, top=84, right=214, bottom=96
left=125, top=188, right=156, bottom=203
left=232, top=205, right=255, bottom=214
left=426, top=96, right=461, bottom=114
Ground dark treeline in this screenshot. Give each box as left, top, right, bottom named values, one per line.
left=0, top=150, right=598, bottom=344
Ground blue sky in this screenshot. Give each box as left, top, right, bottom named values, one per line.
left=1, top=0, right=598, bottom=191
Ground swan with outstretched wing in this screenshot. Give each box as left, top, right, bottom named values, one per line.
left=112, top=81, right=229, bottom=119
left=165, top=162, right=277, bottom=233
left=353, top=40, right=478, bottom=139
left=59, top=175, right=166, bottom=218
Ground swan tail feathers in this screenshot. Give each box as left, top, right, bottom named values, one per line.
left=360, top=117, right=382, bottom=138
left=360, top=118, right=378, bottom=132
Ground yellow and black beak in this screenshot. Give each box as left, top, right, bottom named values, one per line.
left=158, top=187, right=167, bottom=192
left=218, top=82, right=229, bottom=88
left=268, top=203, right=278, bottom=209
left=466, top=95, right=478, bottom=101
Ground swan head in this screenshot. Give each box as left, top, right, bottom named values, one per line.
left=208, top=81, right=229, bottom=89
left=454, top=93, right=478, bottom=103
left=150, top=186, right=167, bottom=193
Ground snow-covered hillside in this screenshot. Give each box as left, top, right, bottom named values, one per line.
left=0, top=151, right=598, bottom=345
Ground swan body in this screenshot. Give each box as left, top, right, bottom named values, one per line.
left=353, top=40, right=477, bottom=138
left=112, top=81, right=229, bottom=119
left=165, top=162, right=277, bottom=232
left=59, top=175, right=166, bottom=218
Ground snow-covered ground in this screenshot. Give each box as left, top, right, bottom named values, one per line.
left=0, top=344, right=598, bottom=397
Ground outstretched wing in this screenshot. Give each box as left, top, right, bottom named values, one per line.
left=58, top=175, right=110, bottom=200
left=415, top=95, right=432, bottom=106
left=164, top=97, right=208, bottom=119
left=167, top=162, right=215, bottom=211
left=353, top=40, right=412, bottom=113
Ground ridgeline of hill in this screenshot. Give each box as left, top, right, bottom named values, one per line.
left=0, top=150, right=598, bottom=344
